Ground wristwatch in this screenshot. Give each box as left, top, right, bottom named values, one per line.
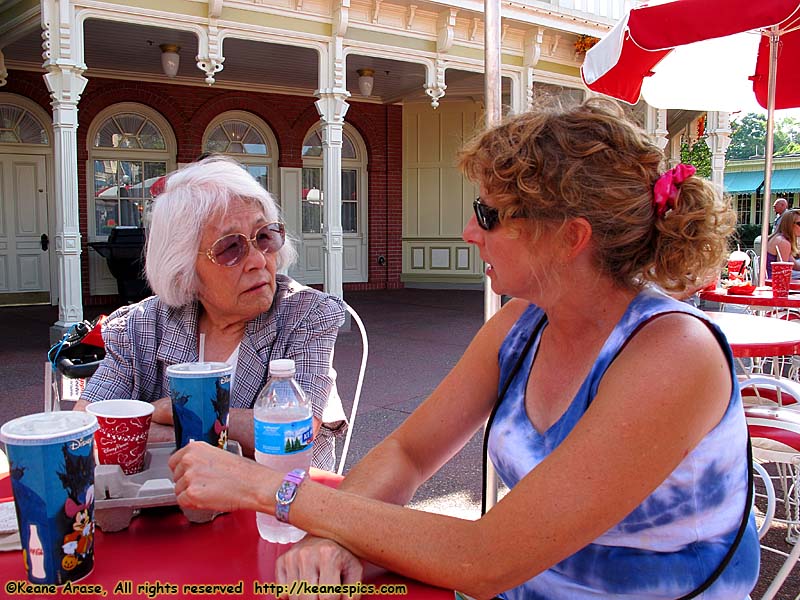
left=275, top=468, right=307, bottom=523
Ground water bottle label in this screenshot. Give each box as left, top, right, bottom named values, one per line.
left=254, top=417, right=314, bottom=455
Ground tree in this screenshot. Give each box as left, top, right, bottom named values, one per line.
left=775, top=117, right=800, bottom=156
left=727, top=113, right=798, bottom=159
left=680, top=139, right=711, bottom=178
left=727, top=113, right=767, bottom=159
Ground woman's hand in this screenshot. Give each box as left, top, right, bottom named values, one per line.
left=276, top=536, right=365, bottom=600
left=151, top=397, right=174, bottom=425
left=168, top=441, right=276, bottom=514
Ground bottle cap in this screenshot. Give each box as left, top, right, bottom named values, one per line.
left=269, top=358, right=296, bottom=377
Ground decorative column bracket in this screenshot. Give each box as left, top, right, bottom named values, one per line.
left=522, top=27, right=544, bottom=112
left=208, top=0, right=223, bottom=18
left=333, top=0, right=350, bottom=37
left=196, top=21, right=225, bottom=85
left=437, top=9, right=457, bottom=54
left=470, top=18, right=480, bottom=42
left=549, top=34, right=560, bottom=56
left=424, top=58, right=447, bottom=109
left=0, top=50, right=7, bottom=87
left=406, top=5, right=417, bottom=30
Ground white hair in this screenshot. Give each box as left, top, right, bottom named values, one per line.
left=145, top=156, right=297, bottom=307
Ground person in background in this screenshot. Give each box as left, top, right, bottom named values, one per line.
left=76, top=157, right=347, bottom=471
left=170, top=99, right=758, bottom=599
left=765, top=208, right=800, bottom=280
left=772, top=197, right=788, bottom=234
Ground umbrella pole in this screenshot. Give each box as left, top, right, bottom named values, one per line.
left=759, top=26, right=779, bottom=287
left=483, top=0, right=502, bottom=513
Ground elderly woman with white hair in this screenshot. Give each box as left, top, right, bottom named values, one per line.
left=76, top=157, right=346, bottom=470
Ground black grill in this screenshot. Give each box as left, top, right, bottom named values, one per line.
left=89, top=227, right=152, bottom=303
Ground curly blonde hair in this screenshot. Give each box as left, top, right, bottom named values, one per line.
left=457, top=98, right=735, bottom=294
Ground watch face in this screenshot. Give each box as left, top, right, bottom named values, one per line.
left=277, top=481, right=295, bottom=504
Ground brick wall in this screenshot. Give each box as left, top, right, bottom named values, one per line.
left=3, top=70, right=403, bottom=303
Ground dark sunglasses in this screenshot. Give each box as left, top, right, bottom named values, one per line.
left=204, top=222, right=285, bottom=267
left=473, top=198, right=501, bottom=231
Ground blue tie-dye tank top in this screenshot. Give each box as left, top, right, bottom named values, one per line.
left=488, top=287, right=759, bottom=599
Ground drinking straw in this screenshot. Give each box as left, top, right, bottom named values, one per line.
left=777, top=247, right=784, bottom=262
left=199, top=333, right=205, bottom=362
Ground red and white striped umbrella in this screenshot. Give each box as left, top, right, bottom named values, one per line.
left=581, top=0, right=800, bottom=286
left=581, top=0, right=800, bottom=111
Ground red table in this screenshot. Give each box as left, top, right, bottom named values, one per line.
left=699, top=287, right=800, bottom=310
left=0, top=469, right=451, bottom=599
left=705, top=311, right=800, bottom=358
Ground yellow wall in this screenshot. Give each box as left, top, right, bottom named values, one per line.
left=402, top=100, right=484, bottom=284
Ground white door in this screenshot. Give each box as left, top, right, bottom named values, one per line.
left=0, top=154, right=50, bottom=295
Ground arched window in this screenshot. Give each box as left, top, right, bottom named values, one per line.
left=202, top=111, right=278, bottom=193
left=88, top=104, right=176, bottom=239
left=301, top=126, right=364, bottom=234
left=0, top=104, right=49, bottom=145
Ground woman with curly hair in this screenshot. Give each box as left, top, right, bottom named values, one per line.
left=170, top=99, right=759, bottom=599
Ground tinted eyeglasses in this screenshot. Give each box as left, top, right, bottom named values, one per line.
left=473, top=198, right=501, bottom=231
left=204, top=222, right=285, bottom=267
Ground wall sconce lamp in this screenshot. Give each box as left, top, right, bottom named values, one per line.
left=159, top=44, right=181, bottom=78
left=357, top=68, right=374, bottom=97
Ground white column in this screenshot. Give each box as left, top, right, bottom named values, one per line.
left=41, top=0, right=87, bottom=328
left=706, top=111, right=731, bottom=191
left=645, top=105, right=669, bottom=150
left=314, top=92, right=349, bottom=300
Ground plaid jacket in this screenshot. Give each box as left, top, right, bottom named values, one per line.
left=82, top=275, right=346, bottom=470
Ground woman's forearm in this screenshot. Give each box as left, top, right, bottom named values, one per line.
left=335, top=436, right=429, bottom=505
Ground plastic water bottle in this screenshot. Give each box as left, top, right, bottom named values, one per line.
left=254, top=358, right=313, bottom=543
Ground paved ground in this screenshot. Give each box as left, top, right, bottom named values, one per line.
left=0, top=290, right=797, bottom=598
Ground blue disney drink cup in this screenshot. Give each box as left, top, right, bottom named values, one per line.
left=0, top=411, right=98, bottom=585
left=167, top=362, right=232, bottom=450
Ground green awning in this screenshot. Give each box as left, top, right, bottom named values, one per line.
left=771, top=169, right=800, bottom=193
left=724, top=171, right=764, bottom=194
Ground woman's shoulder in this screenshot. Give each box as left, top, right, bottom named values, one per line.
left=103, top=296, right=192, bottom=337
left=274, top=275, right=346, bottom=320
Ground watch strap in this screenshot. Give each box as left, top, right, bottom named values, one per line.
left=275, top=468, right=307, bottom=523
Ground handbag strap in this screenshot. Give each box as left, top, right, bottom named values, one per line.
left=481, top=314, right=546, bottom=515
left=481, top=312, right=754, bottom=598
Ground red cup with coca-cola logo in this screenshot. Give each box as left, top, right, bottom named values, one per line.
left=85, top=400, right=153, bottom=475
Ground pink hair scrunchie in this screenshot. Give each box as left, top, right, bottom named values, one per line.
left=653, top=163, right=696, bottom=218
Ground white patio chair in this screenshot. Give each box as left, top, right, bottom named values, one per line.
left=753, top=460, right=776, bottom=541
left=336, top=302, right=369, bottom=475
left=743, top=380, right=800, bottom=600
left=746, top=249, right=759, bottom=286
left=739, top=375, right=800, bottom=409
